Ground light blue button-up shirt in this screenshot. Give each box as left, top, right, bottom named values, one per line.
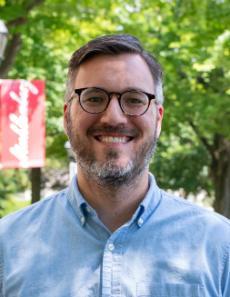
left=0, top=174, right=229, bottom=297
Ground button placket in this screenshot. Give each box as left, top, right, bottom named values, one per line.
left=101, top=247, right=113, bottom=297
left=101, top=225, right=130, bottom=297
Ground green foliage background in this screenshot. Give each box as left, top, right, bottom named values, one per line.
left=0, top=0, right=229, bottom=215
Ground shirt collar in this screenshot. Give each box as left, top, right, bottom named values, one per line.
left=66, top=176, right=89, bottom=226
left=134, top=173, right=162, bottom=228
left=66, top=173, right=162, bottom=228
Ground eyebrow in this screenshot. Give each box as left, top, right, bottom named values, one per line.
left=88, top=86, right=153, bottom=94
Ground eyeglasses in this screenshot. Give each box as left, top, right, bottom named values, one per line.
left=68, top=87, right=156, bottom=116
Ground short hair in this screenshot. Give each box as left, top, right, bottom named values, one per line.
left=65, top=34, right=164, bottom=104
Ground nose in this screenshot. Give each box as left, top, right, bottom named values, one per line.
left=99, top=95, right=128, bottom=125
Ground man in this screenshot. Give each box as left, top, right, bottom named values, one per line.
left=0, top=35, right=229, bottom=297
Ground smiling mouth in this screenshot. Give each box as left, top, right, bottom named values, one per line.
left=95, top=136, right=133, bottom=143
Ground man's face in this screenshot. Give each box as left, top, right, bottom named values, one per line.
left=64, top=54, right=163, bottom=186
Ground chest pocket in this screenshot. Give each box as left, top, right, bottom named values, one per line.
left=136, top=283, right=203, bottom=297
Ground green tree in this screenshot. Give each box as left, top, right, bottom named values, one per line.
left=111, top=0, right=230, bottom=217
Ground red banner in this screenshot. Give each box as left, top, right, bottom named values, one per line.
left=0, top=80, right=45, bottom=169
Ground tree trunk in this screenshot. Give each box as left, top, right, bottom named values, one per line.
left=31, top=168, right=41, bottom=204
left=0, top=33, right=22, bottom=78
left=211, top=135, right=230, bottom=218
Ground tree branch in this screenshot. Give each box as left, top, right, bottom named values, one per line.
left=7, top=17, right=27, bottom=28
left=7, top=0, right=44, bottom=27
left=0, top=0, right=45, bottom=78
left=188, top=120, right=215, bottom=159
left=25, top=0, right=44, bottom=12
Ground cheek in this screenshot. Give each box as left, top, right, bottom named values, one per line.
left=132, top=117, right=155, bottom=138
left=139, top=107, right=158, bottom=129
left=70, top=109, right=97, bottom=133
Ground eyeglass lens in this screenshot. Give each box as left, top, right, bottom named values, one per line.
left=80, top=88, right=149, bottom=115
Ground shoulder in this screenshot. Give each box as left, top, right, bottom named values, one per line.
left=159, top=189, right=230, bottom=236
left=161, top=190, right=230, bottom=222
left=156, top=190, right=230, bottom=269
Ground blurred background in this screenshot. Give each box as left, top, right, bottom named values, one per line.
left=0, top=0, right=229, bottom=218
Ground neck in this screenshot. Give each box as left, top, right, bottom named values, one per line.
left=77, top=168, right=149, bottom=232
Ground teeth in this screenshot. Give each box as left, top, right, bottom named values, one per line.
left=99, top=136, right=129, bottom=143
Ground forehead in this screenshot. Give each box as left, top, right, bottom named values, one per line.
left=74, top=54, right=154, bottom=93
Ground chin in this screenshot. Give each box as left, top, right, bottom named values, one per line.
left=100, top=157, right=130, bottom=168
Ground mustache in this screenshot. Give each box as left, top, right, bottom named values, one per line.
left=87, top=124, right=139, bottom=137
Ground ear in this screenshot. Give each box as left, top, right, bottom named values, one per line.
left=63, top=103, right=68, bottom=135
left=156, top=104, right=164, bottom=138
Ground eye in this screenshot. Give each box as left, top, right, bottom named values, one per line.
left=122, top=91, right=148, bottom=106
left=126, top=97, right=144, bottom=105
left=84, top=96, right=104, bottom=104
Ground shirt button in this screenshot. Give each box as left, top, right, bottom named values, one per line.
left=108, top=243, right=115, bottom=251
left=80, top=216, right=85, bottom=224
left=137, top=217, right=144, bottom=227
left=86, top=206, right=91, bottom=214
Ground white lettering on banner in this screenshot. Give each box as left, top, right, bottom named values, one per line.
left=9, top=81, right=39, bottom=167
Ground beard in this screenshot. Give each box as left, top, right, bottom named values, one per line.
left=66, top=111, right=158, bottom=187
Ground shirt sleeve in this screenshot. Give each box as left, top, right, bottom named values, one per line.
left=0, top=225, right=3, bottom=297
left=222, top=244, right=230, bottom=297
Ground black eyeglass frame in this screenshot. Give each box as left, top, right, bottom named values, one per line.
left=68, top=87, right=156, bottom=116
